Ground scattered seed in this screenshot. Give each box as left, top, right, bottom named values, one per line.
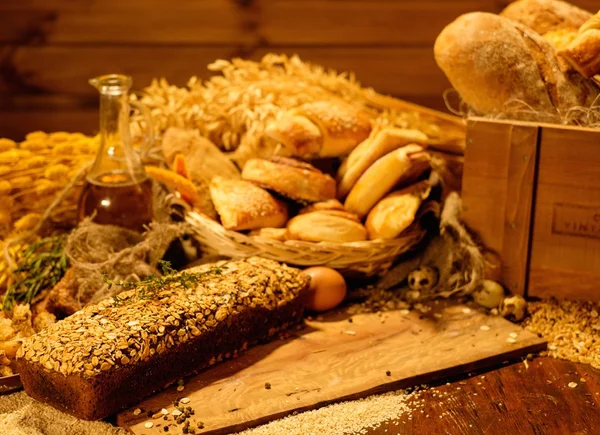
left=568, top=382, right=578, bottom=388
left=172, top=410, right=183, bottom=417
left=265, top=382, right=272, bottom=390
left=161, top=408, right=169, bottom=415
left=507, top=337, right=517, bottom=344
left=433, top=313, right=442, bottom=319
left=177, top=385, right=185, bottom=392
left=509, top=332, right=519, bottom=338
left=461, top=308, right=471, bottom=314
left=144, top=422, right=154, bottom=428
left=480, top=325, right=490, bottom=331
left=344, top=330, right=356, bottom=336
left=180, top=397, right=191, bottom=404
left=133, top=408, right=142, bottom=416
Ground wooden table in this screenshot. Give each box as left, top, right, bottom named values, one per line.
left=371, top=357, right=600, bottom=435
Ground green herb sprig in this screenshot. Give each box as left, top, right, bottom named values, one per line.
left=103, top=260, right=227, bottom=306
left=2, top=235, right=69, bottom=311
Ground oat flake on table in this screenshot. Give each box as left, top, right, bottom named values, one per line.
left=0, top=392, right=126, bottom=435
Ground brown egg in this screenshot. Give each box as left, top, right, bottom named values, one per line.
left=302, top=267, right=347, bottom=312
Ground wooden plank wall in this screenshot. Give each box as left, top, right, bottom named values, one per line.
left=0, top=0, right=596, bottom=139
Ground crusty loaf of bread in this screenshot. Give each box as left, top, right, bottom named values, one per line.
left=242, top=157, right=336, bottom=203
left=264, top=100, right=372, bottom=158
left=286, top=210, right=367, bottom=243
left=210, top=176, right=288, bottom=230
left=500, top=0, right=591, bottom=35
left=17, top=257, right=309, bottom=420
left=434, top=12, right=599, bottom=119
left=560, top=12, right=600, bottom=78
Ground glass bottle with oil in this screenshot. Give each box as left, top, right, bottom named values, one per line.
left=78, top=74, right=154, bottom=232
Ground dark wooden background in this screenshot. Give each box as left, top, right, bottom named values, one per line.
left=0, top=0, right=596, bottom=139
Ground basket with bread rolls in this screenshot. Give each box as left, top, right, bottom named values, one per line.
left=133, top=55, right=465, bottom=276
left=434, top=0, right=600, bottom=125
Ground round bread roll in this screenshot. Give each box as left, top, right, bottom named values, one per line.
left=242, top=157, right=336, bottom=203
left=344, top=144, right=430, bottom=219
left=366, top=181, right=431, bottom=240
left=298, top=199, right=345, bottom=215
left=434, top=12, right=599, bottom=119
left=248, top=227, right=288, bottom=241
left=286, top=210, right=367, bottom=243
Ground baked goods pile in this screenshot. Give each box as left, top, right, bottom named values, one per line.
left=434, top=0, right=600, bottom=123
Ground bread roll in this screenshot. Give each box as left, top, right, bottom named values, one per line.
left=366, top=181, right=431, bottom=240
left=337, top=128, right=429, bottom=199
left=298, top=199, right=345, bottom=215
left=248, top=227, right=288, bottom=241
left=162, top=127, right=240, bottom=183
left=242, top=157, right=336, bottom=203
left=264, top=100, right=372, bottom=158
left=344, top=145, right=430, bottom=219
left=434, top=12, right=599, bottom=119
left=286, top=211, right=367, bottom=243
left=209, top=176, right=288, bottom=231
left=500, top=0, right=591, bottom=35
left=560, top=12, right=600, bottom=78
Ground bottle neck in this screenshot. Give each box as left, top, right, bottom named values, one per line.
left=90, top=87, right=146, bottom=184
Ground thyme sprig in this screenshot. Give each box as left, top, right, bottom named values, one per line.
left=103, top=260, right=228, bottom=306
left=2, top=235, right=69, bottom=311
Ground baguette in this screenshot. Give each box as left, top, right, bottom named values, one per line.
left=16, top=257, right=309, bottom=420
left=344, top=145, right=431, bottom=219
left=434, top=12, right=599, bottom=119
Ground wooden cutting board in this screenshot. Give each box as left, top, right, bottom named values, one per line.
left=117, top=302, right=545, bottom=434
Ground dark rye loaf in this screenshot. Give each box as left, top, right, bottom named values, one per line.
left=16, top=257, right=309, bottom=420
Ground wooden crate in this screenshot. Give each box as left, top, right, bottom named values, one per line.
left=462, top=117, right=600, bottom=302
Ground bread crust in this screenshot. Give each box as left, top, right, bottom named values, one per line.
left=337, top=128, right=429, bottom=199
left=434, top=12, right=599, bottom=118
left=344, top=145, right=430, bottom=219
left=265, top=101, right=371, bottom=158
left=242, top=157, right=336, bottom=203
left=500, top=0, right=591, bottom=35
left=286, top=211, right=367, bottom=243
left=210, top=176, right=288, bottom=230
left=560, top=13, right=600, bottom=78
left=298, top=199, right=345, bottom=215
left=366, top=181, right=430, bottom=240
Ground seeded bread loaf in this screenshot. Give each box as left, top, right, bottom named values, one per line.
left=16, top=257, right=309, bottom=420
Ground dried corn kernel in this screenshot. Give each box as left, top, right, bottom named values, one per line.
left=0, top=139, right=16, bottom=152
left=0, top=180, right=11, bottom=196
left=20, top=139, right=48, bottom=151
left=25, top=131, right=48, bottom=141
left=44, top=164, right=70, bottom=181
left=49, top=132, right=71, bottom=143
left=14, top=213, right=41, bottom=232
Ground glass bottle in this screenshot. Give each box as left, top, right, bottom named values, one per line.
left=78, top=74, right=154, bottom=232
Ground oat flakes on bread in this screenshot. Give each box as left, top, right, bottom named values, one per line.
left=559, top=12, right=600, bottom=78
left=434, top=12, right=599, bottom=119
left=209, top=176, right=288, bottom=231
left=500, top=0, right=591, bottom=35
left=366, top=181, right=431, bottom=240
left=286, top=211, right=367, bottom=243
left=337, top=128, right=429, bottom=199
left=264, top=100, right=372, bottom=158
left=242, top=157, right=336, bottom=203
left=344, top=144, right=431, bottom=219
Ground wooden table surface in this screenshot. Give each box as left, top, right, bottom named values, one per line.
left=369, top=357, right=599, bottom=435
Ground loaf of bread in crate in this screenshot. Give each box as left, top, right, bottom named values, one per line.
left=16, top=257, right=309, bottom=420
left=434, top=12, right=599, bottom=119
left=209, top=176, right=288, bottom=230
left=264, top=100, right=372, bottom=158
left=500, top=0, right=591, bottom=35
left=559, top=12, right=600, bottom=78
left=242, top=157, right=336, bottom=203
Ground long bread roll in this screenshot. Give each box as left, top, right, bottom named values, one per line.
left=344, top=145, right=430, bottom=219
left=337, top=128, right=428, bottom=199
left=434, top=12, right=599, bottom=119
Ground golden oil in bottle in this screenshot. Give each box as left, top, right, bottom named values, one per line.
left=78, top=170, right=153, bottom=232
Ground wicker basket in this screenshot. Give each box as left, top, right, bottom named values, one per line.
left=185, top=201, right=439, bottom=277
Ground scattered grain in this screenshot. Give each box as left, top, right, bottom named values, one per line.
left=568, top=382, right=578, bottom=389
left=144, top=422, right=153, bottom=428
left=180, top=398, right=190, bottom=404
